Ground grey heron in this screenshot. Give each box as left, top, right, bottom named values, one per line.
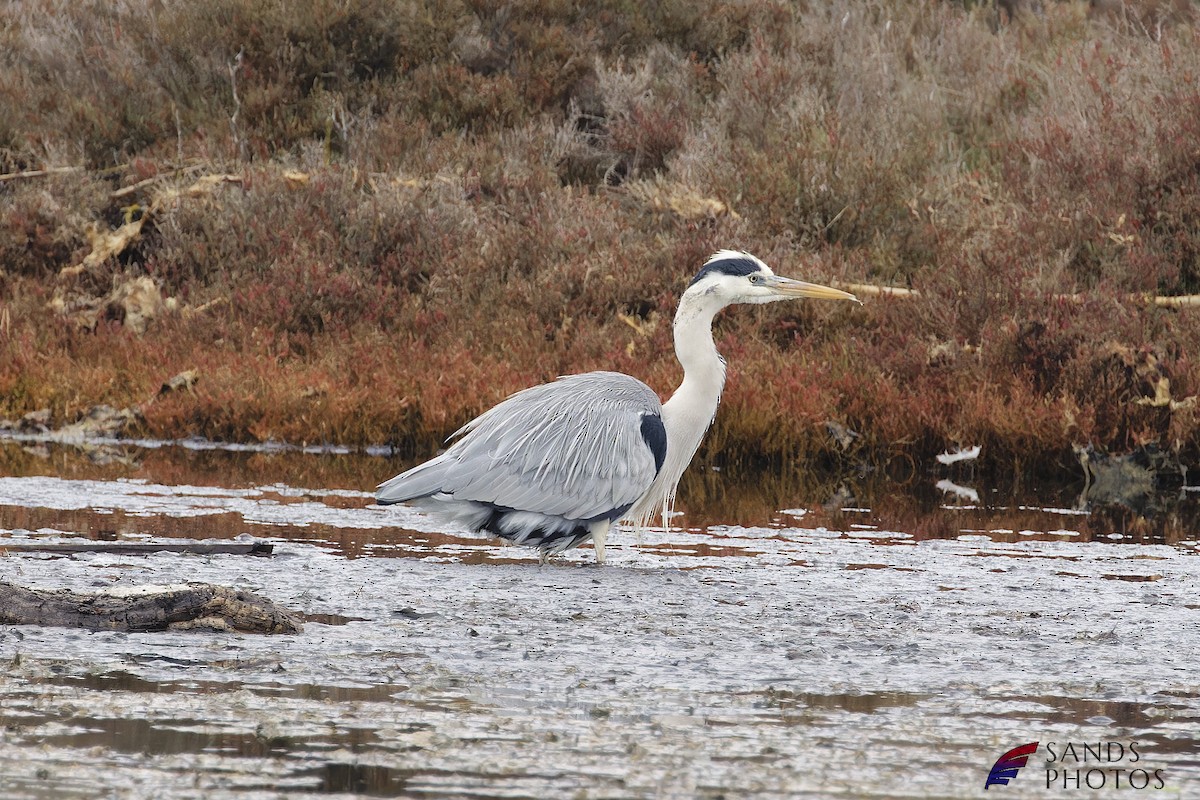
left=376, top=250, right=859, bottom=563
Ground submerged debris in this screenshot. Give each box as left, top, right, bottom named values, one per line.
left=936, top=478, right=980, bottom=504
left=0, top=404, right=140, bottom=439
left=0, top=540, right=274, bottom=557
left=0, top=581, right=302, bottom=634
left=3, top=408, right=51, bottom=434
left=55, top=404, right=142, bottom=440
left=1075, top=443, right=1186, bottom=514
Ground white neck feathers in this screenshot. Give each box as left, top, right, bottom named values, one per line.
left=627, top=289, right=728, bottom=527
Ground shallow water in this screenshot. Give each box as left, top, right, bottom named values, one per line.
left=0, top=438, right=1198, bottom=799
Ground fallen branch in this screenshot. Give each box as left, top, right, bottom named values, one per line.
left=1054, top=291, right=1200, bottom=308
left=1151, top=294, right=1200, bottom=309
left=838, top=282, right=920, bottom=299
left=0, top=541, right=273, bottom=556
left=0, top=581, right=302, bottom=634
left=836, top=282, right=1200, bottom=309
left=0, top=166, right=82, bottom=183
left=109, top=163, right=206, bottom=200
left=181, top=296, right=228, bottom=318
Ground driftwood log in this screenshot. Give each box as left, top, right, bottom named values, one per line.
left=0, top=541, right=273, bottom=556
left=0, top=581, right=302, bottom=634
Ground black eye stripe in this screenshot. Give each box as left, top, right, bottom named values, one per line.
left=688, top=255, right=762, bottom=286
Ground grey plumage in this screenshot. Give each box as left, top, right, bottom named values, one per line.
left=376, top=371, right=664, bottom=553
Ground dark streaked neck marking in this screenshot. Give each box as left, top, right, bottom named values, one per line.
left=688, top=255, right=761, bottom=287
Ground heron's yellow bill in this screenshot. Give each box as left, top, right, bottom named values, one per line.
left=769, top=276, right=861, bottom=304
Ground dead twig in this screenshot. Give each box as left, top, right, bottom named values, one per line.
left=0, top=166, right=82, bottom=183
left=181, top=296, right=229, bottom=317
left=110, top=163, right=206, bottom=200
left=228, top=48, right=247, bottom=161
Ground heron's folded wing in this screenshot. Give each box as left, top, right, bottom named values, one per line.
left=439, top=372, right=665, bottom=521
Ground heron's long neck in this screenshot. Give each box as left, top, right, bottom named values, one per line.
left=628, top=295, right=725, bottom=526
left=667, top=299, right=726, bottom=420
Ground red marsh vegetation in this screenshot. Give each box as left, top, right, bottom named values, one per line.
left=1, top=1, right=1198, bottom=481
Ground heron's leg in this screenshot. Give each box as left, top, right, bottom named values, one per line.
left=588, top=520, right=610, bottom=565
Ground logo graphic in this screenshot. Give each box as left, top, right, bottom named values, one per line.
left=985, top=742, right=1040, bottom=789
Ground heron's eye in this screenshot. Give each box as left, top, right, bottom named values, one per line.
left=748, top=274, right=762, bottom=284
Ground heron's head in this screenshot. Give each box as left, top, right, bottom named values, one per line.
left=686, top=250, right=860, bottom=308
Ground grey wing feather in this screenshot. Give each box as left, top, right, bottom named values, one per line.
left=377, top=372, right=663, bottom=521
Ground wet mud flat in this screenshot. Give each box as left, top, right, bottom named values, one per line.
left=1, top=465, right=1199, bottom=797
